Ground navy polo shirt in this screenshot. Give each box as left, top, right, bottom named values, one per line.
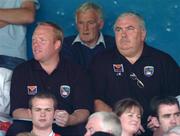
left=61, top=34, right=115, bottom=69
left=9, top=56, right=93, bottom=135
left=10, top=56, right=93, bottom=114
left=90, top=45, right=179, bottom=125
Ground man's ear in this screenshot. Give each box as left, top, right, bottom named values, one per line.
left=28, top=108, right=32, bottom=118
left=98, top=19, right=104, bottom=30
left=141, top=29, right=146, bottom=41
left=55, top=40, right=61, bottom=50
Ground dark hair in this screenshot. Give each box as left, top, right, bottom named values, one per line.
left=150, top=96, right=180, bottom=117
left=29, top=91, right=58, bottom=110
left=92, top=132, right=114, bottom=136
left=114, top=98, right=143, bottom=117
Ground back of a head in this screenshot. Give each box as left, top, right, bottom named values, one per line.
left=92, top=131, right=115, bottom=136
left=89, top=112, right=121, bottom=136
left=163, top=125, right=180, bottom=136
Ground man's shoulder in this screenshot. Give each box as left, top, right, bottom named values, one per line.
left=145, top=45, right=178, bottom=66
left=91, top=48, right=116, bottom=65
left=97, top=48, right=115, bottom=58
left=103, top=34, right=116, bottom=48
left=63, top=35, right=76, bottom=44
left=103, top=34, right=114, bottom=39
left=61, top=56, right=84, bottom=71
left=14, top=59, right=34, bottom=71
left=146, top=45, right=175, bottom=60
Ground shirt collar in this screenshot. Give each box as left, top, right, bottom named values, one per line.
left=31, top=130, right=55, bottom=136
left=114, top=44, right=151, bottom=60
left=72, top=32, right=106, bottom=49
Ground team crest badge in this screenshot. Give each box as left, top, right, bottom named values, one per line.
left=27, top=85, right=37, bottom=95
left=60, top=85, right=70, bottom=98
left=144, top=66, right=154, bottom=77
left=113, top=64, right=124, bottom=76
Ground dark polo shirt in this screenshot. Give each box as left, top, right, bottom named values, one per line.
left=90, top=45, right=179, bottom=136
left=9, top=56, right=93, bottom=136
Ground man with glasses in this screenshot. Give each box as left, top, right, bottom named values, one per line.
left=90, top=11, right=179, bottom=136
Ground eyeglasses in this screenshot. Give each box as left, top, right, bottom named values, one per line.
left=130, top=73, right=144, bottom=88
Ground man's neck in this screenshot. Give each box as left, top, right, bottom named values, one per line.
left=121, top=131, right=133, bottom=136
left=125, top=55, right=141, bottom=64
left=32, top=127, right=53, bottom=136
left=124, top=45, right=144, bottom=64
left=40, top=55, right=60, bottom=75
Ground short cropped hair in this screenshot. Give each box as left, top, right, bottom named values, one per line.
left=114, top=11, right=146, bottom=31
left=75, top=2, right=103, bottom=21
left=114, top=98, right=143, bottom=117
left=37, top=22, right=64, bottom=43
left=150, top=96, right=180, bottom=117
left=164, top=125, right=180, bottom=136
left=88, top=112, right=121, bottom=136
left=29, top=91, right=58, bottom=110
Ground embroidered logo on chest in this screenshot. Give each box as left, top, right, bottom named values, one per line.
left=112, top=64, right=124, bottom=76
left=144, top=66, right=154, bottom=77
left=27, top=85, right=37, bottom=95
left=60, top=85, right=71, bottom=98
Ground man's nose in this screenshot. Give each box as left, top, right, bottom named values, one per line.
left=121, top=29, right=127, bottom=37
left=170, top=116, right=177, bottom=124
left=40, top=110, right=46, bottom=117
left=83, top=23, right=89, bottom=31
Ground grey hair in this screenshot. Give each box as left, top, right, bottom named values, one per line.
left=75, top=2, right=103, bottom=22
left=88, top=112, right=121, bottom=136
left=114, top=11, right=146, bottom=31
left=163, top=125, right=180, bottom=136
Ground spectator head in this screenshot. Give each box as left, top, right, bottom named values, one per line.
left=75, top=2, right=104, bottom=46
left=113, top=12, right=146, bottom=60
left=92, top=131, right=115, bottom=136
left=114, top=98, right=143, bottom=136
left=151, top=96, right=180, bottom=133
left=84, top=112, right=121, bottom=136
left=28, top=92, right=57, bottom=131
left=32, top=22, right=64, bottom=62
left=163, top=125, right=180, bottom=136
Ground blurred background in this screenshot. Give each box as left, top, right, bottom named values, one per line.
left=27, top=0, right=180, bottom=65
